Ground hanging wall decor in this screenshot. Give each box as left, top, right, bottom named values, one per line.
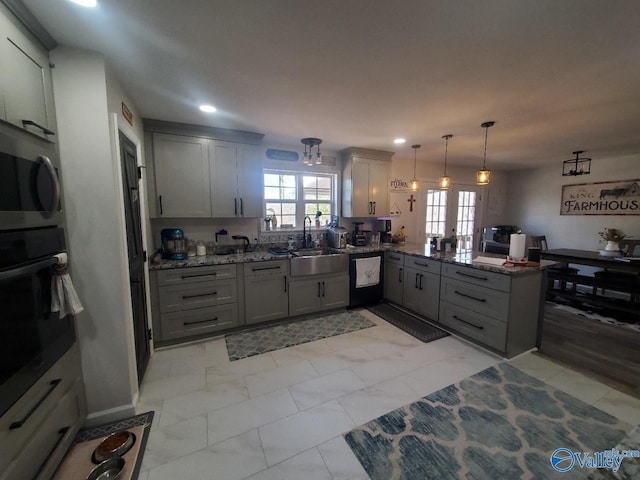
left=560, top=179, right=640, bottom=215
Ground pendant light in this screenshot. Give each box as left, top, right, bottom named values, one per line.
left=476, top=121, right=495, bottom=185
left=439, top=134, right=453, bottom=190
left=301, top=138, right=322, bottom=166
left=410, top=144, right=420, bottom=191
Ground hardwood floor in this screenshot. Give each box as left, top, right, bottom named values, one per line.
left=539, top=302, right=640, bottom=399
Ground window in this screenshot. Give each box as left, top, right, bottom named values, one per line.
left=425, top=189, right=447, bottom=237
left=264, top=170, right=335, bottom=228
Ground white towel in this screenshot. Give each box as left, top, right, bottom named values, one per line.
left=51, top=253, right=84, bottom=317
left=355, top=256, right=381, bottom=288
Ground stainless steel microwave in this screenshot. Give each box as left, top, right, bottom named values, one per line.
left=0, top=125, right=62, bottom=231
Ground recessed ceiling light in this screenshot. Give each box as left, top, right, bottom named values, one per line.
left=394, top=138, right=406, bottom=144
left=69, top=0, right=98, bottom=7
left=199, top=104, right=217, bottom=113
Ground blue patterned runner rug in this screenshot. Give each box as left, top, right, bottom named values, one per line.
left=225, top=310, right=376, bottom=361
left=344, top=363, right=640, bottom=479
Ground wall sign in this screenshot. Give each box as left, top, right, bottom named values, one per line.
left=266, top=149, right=299, bottom=161
left=121, top=102, right=133, bottom=126
left=390, top=178, right=409, bottom=193
left=560, top=179, right=640, bottom=215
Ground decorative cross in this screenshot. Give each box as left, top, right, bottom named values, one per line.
left=408, top=194, right=416, bottom=212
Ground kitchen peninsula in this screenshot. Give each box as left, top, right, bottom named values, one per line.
left=149, top=243, right=556, bottom=358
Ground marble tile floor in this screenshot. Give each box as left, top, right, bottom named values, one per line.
left=135, top=309, right=640, bottom=480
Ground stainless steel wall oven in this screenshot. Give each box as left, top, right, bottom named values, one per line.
left=0, top=227, right=75, bottom=418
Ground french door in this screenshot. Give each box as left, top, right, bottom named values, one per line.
left=418, top=184, right=484, bottom=251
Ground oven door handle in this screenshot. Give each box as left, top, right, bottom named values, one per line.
left=39, top=155, right=61, bottom=216
left=0, top=256, right=58, bottom=281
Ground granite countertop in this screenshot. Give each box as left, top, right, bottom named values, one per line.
left=150, top=243, right=556, bottom=275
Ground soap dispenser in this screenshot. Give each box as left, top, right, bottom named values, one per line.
left=287, top=237, right=295, bottom=251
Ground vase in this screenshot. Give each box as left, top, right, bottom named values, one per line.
left=604, top=240, right=619, bottom=251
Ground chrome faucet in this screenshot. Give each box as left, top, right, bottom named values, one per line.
left=303, top=216, right=312, bottom=248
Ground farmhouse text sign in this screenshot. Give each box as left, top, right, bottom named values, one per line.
left=390, top=178, right=409, bottom=192
left=561, top=179, right=640, bottom=215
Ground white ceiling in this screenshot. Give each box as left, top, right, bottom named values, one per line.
left=22, top=0, right=640, bottom=169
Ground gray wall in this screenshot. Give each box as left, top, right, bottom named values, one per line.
left=505, top=153, right=640, bottom=250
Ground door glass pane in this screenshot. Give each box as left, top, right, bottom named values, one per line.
left=456, top=190, right=477, bottom=250
left=425, top=189, right=447, bottom=237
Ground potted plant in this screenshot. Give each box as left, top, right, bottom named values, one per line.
left=598, top=227, right=626, bottom=251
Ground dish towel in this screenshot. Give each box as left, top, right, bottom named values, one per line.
left=355, top=256, right=381, bottom=288
left=51, top=253, right=84, bottom=317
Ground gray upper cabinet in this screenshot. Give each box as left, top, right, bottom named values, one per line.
left=341, top=148, right=393, bottom=217
left=210, top=140, right=262, bottom=218
left=152, top=133, right=211, bottom=217
left=0, top=4, right=56, bottom=139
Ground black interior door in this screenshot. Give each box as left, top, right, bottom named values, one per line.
left=119, top=131, right=150, bottom=384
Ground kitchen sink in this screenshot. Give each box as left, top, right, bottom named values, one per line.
left=290, top=248, right=333, bottom=257
left=290, top=251, right=348, bottom=276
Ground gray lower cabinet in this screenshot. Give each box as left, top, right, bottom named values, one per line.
left=439, top=263, right=541, bottom=357
left=384, top=252, right=404, bottom=305
left=243, top=260, right=289, bottom=325
left=0, top=344, right=85, bottom=480
left=402, top=256, right=441, bottom=321
left=289, top=273, right=349, bottom=317
left=150, top=264, right=240, bottom=344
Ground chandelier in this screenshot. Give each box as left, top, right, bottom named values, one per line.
left=562, top=150, right=591, bottom=176
left=439, top=134, right=453, bottom=190
left=301, top=138, right=322, bottom=166
left=477, top=121, right=495, bottom=185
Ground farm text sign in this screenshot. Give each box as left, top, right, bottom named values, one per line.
left=561, top=179, right=640, bottom=215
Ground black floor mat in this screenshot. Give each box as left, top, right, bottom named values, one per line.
left=366, top=303, right=450, bottom=343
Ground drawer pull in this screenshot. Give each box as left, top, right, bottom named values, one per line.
left=454, top=290, right=486, bottom=302
left=389, top=255, right=401, bottom=261
left=415, top=273, right=419, bottom=289
left=33, top=426, right=70, bottom=479
left=184, top=317, right=218, bottom=326
left=455, top=271, right=488, bottom=281
left=252, top=266, right=281, bottom=272
left=182, top=291, right=217, bottom=299
left=415, top=262, right=430, bottom=267
left=22, top=119, right=55, bottom=136
left=452, top=315, right=484, bottom=330
left=9, top=379, right=62, bottom=430
left=181, top=273, right=217, bottom=279
left=399, top=267, right=403, bottom=283
left=419, top=274, right=424, bottom=290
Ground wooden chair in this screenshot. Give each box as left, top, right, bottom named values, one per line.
left=532, top=235, right=579, bottom=293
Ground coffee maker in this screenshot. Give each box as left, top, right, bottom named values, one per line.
left=161, top=228, right=188, bottom=259
left=375, top=219, right=392, bottom=243
left=352, top=222, right=367, bottom=246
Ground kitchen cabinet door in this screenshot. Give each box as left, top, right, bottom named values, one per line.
left=341, top=149, right=392, bottom=217
left=244, top=272, right=289, bottom=324
left=211, top=141, right=263, bottom=218
left=349, top=159, right=371, bottom=217
left=0, top=5, right=56, bottom=139
left=321, top=273, right=349, bottom=310
left=403, top=267, right=440, bottom=321
left=384, top=253, right=404, bottom=305
left=153, top=133, right=211, bottom=217
left=368, top=160, right=390, bottom=216
left=288, top=277, right=323, bottom=316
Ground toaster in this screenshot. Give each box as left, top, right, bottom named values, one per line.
left=327, top=227, right=349, bottom=249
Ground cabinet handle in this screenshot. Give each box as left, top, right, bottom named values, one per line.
left=318, top=282, right=321, bottom=298
left=9, top=379, right=62, bottom=430
left=399, top=267, right=403, bottom=283
left=454, top=290, right=486, bottom=303
left=181, top=273, right=217, bottom=279
left=159, top=195, right=163, bottom=215
left=368, top=201, right=372, bottom=215
left=455, top=271, right=488, bottom=281
left=322, top=281, right=326, bottom=297
left=372, top=201, right=376, bottom=215
left=240, top=198, right=244, bottom=215
left=33, top=426, right=70, bottom=479
left=22, top=119, right=55, bottom=136
left=419, top=274, right=424, bottom=290
left=252, top=266, right=281, bottom=272
left=182, top=291, right=217, bottom=299
left=234, top=198, right=238, bottom=216
left=284, top=275, right=287, bottom=293
left=415, top=273, right=419, bottom=289
left=415, top=262, right=430, bottom=267
left=389, top=255, right=401, bottom=261
left=452, top=315, right=484, bottom=330
left=184, top=317, right=218, bottom=326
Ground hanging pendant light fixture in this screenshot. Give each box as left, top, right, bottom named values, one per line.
left=439, top=134, right=453, bottom=190
left=301, top=138, right=322, bottom=166
left=477, top=121, right=495, bottom=185
left=410, top=144, right=420, bottom=191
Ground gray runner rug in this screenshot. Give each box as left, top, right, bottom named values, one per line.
left=367, top=302, right=449, bottom=343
